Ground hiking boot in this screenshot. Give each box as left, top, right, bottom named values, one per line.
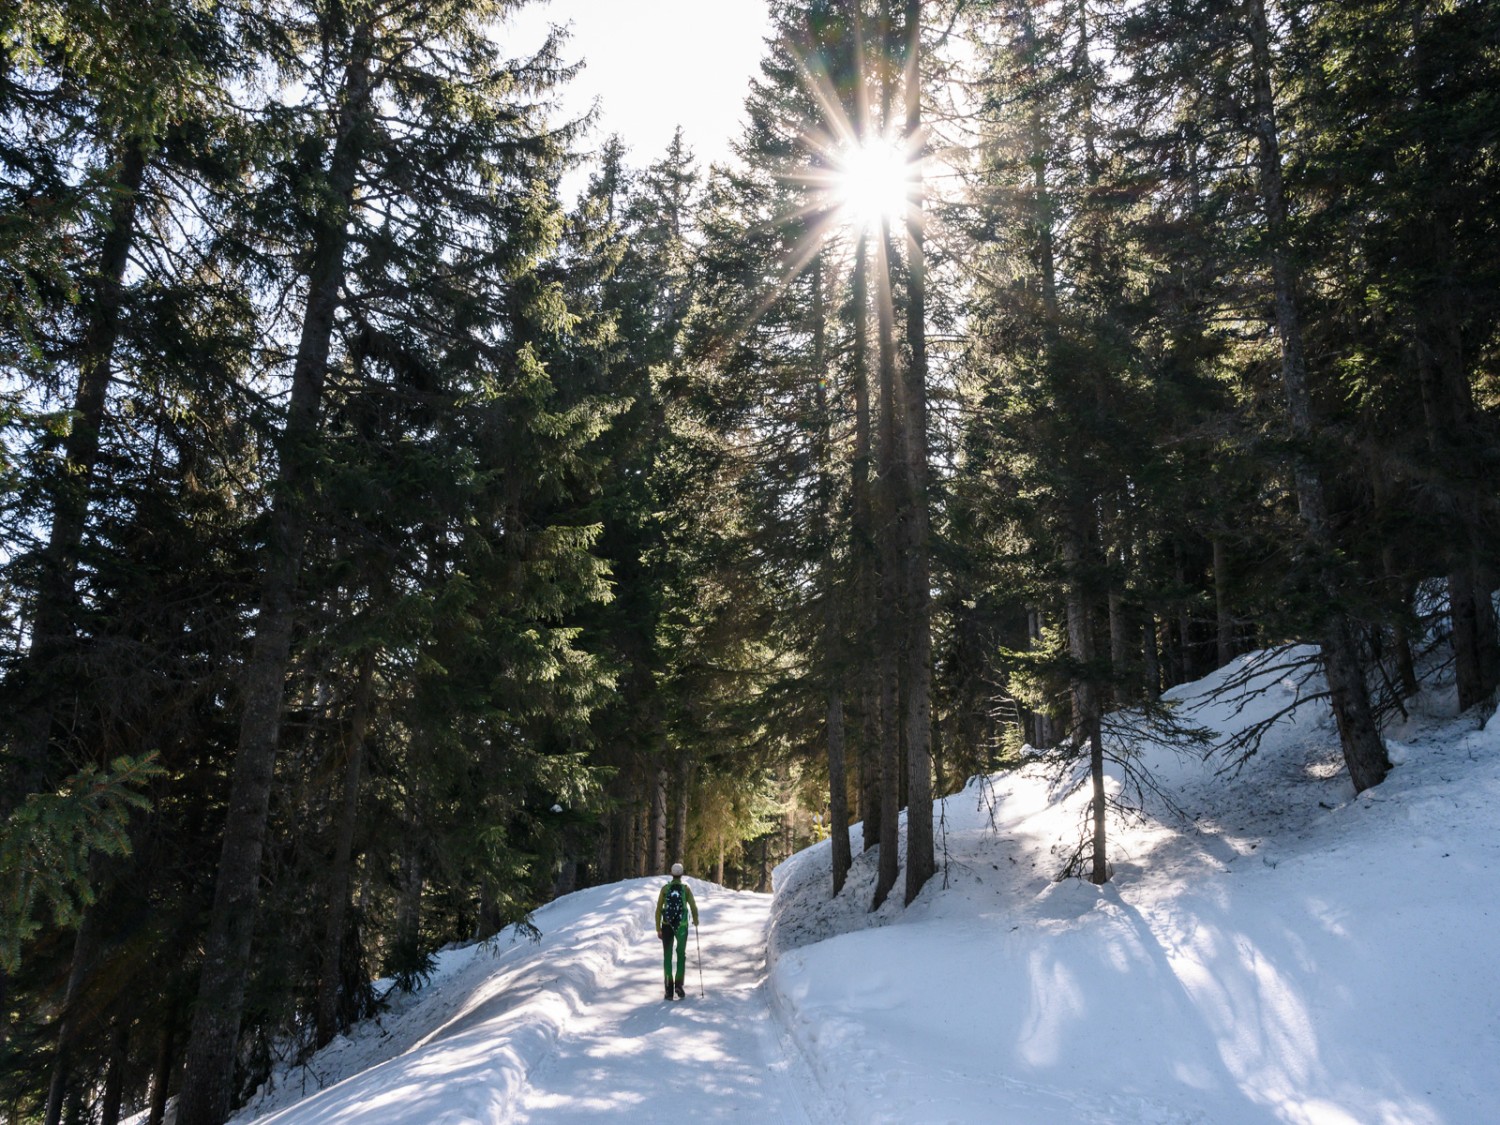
left=665, top=982, right=674, bottom=1000
left=675, top=980, right=686, bottom=999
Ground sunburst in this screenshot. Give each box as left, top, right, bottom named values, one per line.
left=828, top=134, right=915, bottom=232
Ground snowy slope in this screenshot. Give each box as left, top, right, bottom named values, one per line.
left=222, top=646, right=1500, bottom=1125
left=768, top=647, right=1500, bottom=1124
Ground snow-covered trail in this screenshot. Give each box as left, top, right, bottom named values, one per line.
left=513, top=886, right=813, bottom=1123
left=239, top=879, right=816, bottom=1125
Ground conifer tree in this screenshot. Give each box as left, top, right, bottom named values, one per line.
left=176, top=3, right=587, bottom=1118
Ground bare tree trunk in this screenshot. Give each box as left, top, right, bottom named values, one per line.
left=1386, top=566, right=1419, bottom=699
left=44, top=889, right=103, bottom=1125
left=147, top=1007, right=178, bottom=1125
left=315, top=649, right=377, bottom=1048
left=1142, top=616, right=1162, bottom=701
left=1245, top=0, right=1388, bottom=792
left=900, top=0, right=935, bottom=907
left=1214, top=535, right=1234, bottom=668
left=847, top=17, right=881, bottom=862
left=813, top=251, right=853, bottom=898
left=871, top=216, right=902, bottom=911
left=1108, top=588, right=1129, bottom=691
left=672, top=756, right=689, bottom=868
left=1064, top=511, right=1109, bottom=885
left=396, top=827, right=424, bottom=960
left=651, top=768, right=668, bottom=873
left=631, top=798, right=647, bottom=877
left=1175, top=541, right=1195, bottom=683
left=100, top=1025, right=127, bottom=1125
left=869, top=0, right=904, bottom=914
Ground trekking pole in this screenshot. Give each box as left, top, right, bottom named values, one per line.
left=694, top=923, right=704, bottom=998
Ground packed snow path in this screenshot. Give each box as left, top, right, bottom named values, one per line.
left=512, top=883, right=813, bottom=1122
left=240, top=879, right=817, bottom=1125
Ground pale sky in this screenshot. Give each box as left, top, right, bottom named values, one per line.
left=503, top=0, right=775, bottom=181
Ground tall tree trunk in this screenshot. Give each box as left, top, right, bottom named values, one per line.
left=849, top=12, right=881, bottom=861
left=1174, top=541, right=1194, bottom=683
left=43, top=883, right=103, bottom=1125
left=631, top=800, right=645, bottom=877
left=1408, top=6, right=1499, bottom=711
left=870, top=215, right=903, bottom=912
left=1063, top=511, right=1108, bottom=885
left=870, top=0, right=903, bottom=914
left=1244, top=0, right=1388, bottom=792
left=100, top=1024, right=127, bottom=1125
left=7, top=141, right=147, bottom=811
left=1213, top=535, right=1234, bottom=668
left=672, top=756, right=689, bottom=869
left=1108, top=587, right=1129, bottom=694
left=315, top=648, right=377, bottom=1049
left=147, top=1005, right=178, bottom=1125
left=813, top=251, right=853, bottom=897
left=178, top=43, right=373, bottom=1121
left=395, top=796, right=424, bottom=959
left=1142, top=617, right=1162, bottom=702
left=900, top=0, right=935, bottom=907
left=651, top=767, right=668, bottom=873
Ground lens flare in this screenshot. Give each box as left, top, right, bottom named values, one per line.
left=834, top=137, right=911, bottom=230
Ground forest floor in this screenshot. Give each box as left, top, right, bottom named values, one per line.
left=215, top=643, right=1500, bottom=1125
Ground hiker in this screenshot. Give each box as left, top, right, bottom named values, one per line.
left=655, top=862, right=699, bottom=999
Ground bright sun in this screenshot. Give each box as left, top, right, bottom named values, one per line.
left=834, top=138, right=912, bottom=230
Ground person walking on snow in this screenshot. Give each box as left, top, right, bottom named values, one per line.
left=656, top=863, right=698, bottom=999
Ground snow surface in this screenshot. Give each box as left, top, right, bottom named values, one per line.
left=210, top=646, right=1498, bottom=1125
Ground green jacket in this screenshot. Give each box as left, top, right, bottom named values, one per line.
left=654, top=878, right=699, bottom=931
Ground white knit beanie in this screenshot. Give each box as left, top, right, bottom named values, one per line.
left=671, top=862, right=684, bottom=876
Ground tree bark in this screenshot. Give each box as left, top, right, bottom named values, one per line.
left=870, top=214, right=903, bottom=912
left=1064, top=510, right=1109, bottom=885
left=1214, top=535, right=1234, bottom=668
left=1174, top=541, right=1194, bottom=683
left=900, top=0, right=935, bottom=907
left=813, top=251, right=853, bottom=897
left=100, top=1025, right=127, bottom=1125
left=147, top=1007, right=178, bottom=1125
left=315, top=648, right=377, bottom=1049
left=43, top=882, right=103, bottom=1125
left=1108, top=587, right=1129, bottom=695
left=177, top=40, right=373, bottom=1124
left=1142, top=617, right=1161, bottom=701
left=671, top=756, right=689, bottom=868
left=1244, top=0, right=1388, bottom=793
left=651, top=767, right=667, bottom=873
left=848, top=9, right=881, bottom=862
left=869, top=0, right=903, bottom=914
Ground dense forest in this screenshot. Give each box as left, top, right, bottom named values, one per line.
left=1, top=0, right=1495, bottom=1121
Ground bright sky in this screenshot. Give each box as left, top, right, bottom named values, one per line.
left=503, top=0, right=774, bottom=180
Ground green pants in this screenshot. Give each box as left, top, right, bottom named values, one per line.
left=661, top=923, right=688, bottom=983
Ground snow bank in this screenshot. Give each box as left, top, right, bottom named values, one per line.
left=230, top=880, right=661, bottom=1125
left=767, top=649, right=1500, bottom=1123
